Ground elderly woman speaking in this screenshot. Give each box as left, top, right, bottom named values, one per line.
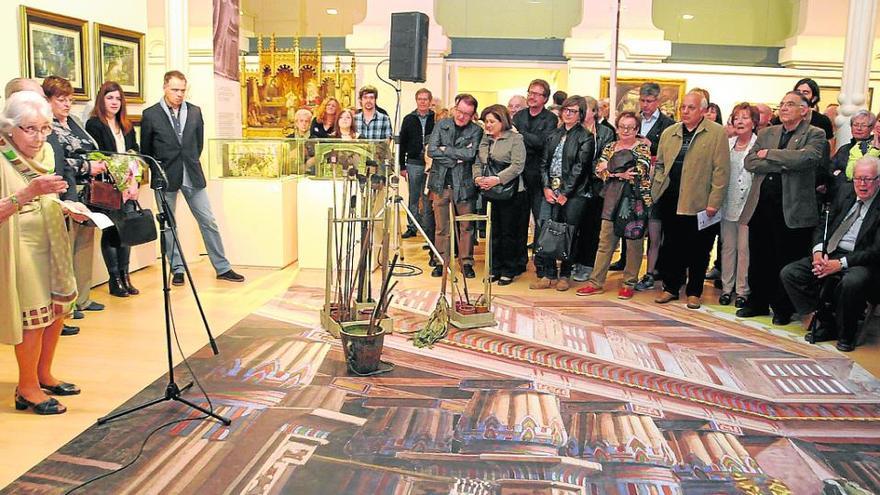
left=1, top=91, right=87, bottom=415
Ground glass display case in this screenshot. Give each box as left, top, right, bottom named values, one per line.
left=208, top=138, right=393, bottom=179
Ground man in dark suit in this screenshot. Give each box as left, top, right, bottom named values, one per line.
left=638, top=82, right=675, bottom=158
left=781, top=156, right=880, bottom=351
left=737, top=91, right=827, bottom=325
left=140, top=70, right=244, bottom=286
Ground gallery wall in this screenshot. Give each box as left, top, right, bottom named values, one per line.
left=2, top=0, right=150, bottom=115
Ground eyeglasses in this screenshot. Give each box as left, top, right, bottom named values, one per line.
left=17, top=125, right=53, bottom=137
left=853, top=175, right=879, bottom=184
left=618, top=125, right=637, bottom=132
left=779, top=101, right=804, bottom=108
left=852, top=123, right=872, bottom=129
left=562, top=107, right=579, bottom=115
left=527, top=90, right=546, bottom=98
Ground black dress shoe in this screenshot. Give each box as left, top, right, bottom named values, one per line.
left=836, top=341, right=856, bottom=352
left=463, top=265, right=476, bottom=279
left=609, top=260, right=625, bottom=271
left=804, top=326, right=837, bottom=343
left=497, top=276, right=513, bottom=286
left=82, top=301, right=104, bottom=311
left=428, top=255, right=439, bottom=267
left=40, top=382, right=81, bottom=396
left=488, top=274, right=500, bottom=283
left=734, top=296, right=748, bottom=308
left=14, top=389, right=66, bottom=415
left=736, top=306, right=770, bottom=318
left=172, top=273, right=185, bottom=286
left=719, top=293, right=732, bottom=306
left=61, top=325, right=80, bottom=336
left=217, top=269, right=245, bottom=282
left=422, top=244, right=431, bottom=250
left=72, top=310, right=84, bottom=320
left=431, top=265, right=443, bottom=277
left=772, top=313, right=793, bottom=326
left=401, top=228, right=417, bottom=239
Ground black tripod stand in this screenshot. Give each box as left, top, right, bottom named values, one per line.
left=96, top=153, right=230, bottom=426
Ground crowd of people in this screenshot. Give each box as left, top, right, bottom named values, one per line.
left=3, top=70, right=879, bottom=417
left=393, top=78, right=879, bottom=356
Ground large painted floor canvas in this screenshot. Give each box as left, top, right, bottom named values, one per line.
left=3, top=282, right=879, bottom=495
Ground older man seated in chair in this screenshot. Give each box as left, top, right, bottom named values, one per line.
left=781, top=156, right=880, bottom=352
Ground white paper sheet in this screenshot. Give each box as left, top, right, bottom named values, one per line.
left=697, top=209, right=722, bottom=230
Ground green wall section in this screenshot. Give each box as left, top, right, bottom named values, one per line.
left=436, top=0, right=582, bottom=39
left=652, top=0, right=799, bottom=47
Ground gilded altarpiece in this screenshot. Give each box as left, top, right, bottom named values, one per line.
left=240, top=35, right=356, bottom=138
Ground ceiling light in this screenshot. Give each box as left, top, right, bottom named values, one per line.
left=682, top=14, right=694, bottom=20
left=326, top=8, right=338, bottom=15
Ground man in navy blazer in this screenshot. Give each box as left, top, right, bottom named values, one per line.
left=140, top=70, right=244, bottom=286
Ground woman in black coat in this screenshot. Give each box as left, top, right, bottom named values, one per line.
left=85, top=81, right=142, bottom=297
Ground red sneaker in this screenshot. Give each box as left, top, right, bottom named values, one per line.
left=576, top=285, right=605, bottom=297
left=618, top=286, right=634, bottom=299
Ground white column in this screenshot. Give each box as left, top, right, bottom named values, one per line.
left=165, top=0, right=189, bottom=72
left=834, top=0, right=878, bottom=149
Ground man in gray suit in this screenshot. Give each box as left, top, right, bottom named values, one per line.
left=736, top=91, right=827, bottom=324
left=140, top=70, right=244, bottom=286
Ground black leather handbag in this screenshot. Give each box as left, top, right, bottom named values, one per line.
left=111, top=201, right=157, bottom=246
left=480, top=158, right=516, bottom=201
left=535, top=205, right=575, bottom=261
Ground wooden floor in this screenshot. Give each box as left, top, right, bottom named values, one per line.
left=1, top=242, right=878, bottom=489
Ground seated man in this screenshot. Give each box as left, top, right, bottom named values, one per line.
left=781, top=156, right=880, bottom=352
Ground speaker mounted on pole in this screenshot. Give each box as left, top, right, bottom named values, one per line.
left=389, top=12, right=429, bottom=83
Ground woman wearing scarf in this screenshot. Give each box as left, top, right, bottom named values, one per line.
left=1, top=91, right=88, bottom=414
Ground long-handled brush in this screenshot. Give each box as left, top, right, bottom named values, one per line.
left=413, top=260, right=450, bottom=348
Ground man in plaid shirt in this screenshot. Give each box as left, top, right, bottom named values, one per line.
left=355, top=85, right=392, bottom=140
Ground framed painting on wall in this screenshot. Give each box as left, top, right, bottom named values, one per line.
left=600, top=76, right=687, bottom=120
left=94, top=24, right=145, bottom=103
left=19, top=7, right=90, bottom=100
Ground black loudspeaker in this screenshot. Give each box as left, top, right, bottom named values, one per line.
left=389, top=12, right=429, bottom=83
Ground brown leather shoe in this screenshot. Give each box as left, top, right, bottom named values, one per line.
left=529, top=277, right=553, bottom=290
left=686, top=296, right=701, bottom=309
left=654, top=291, right=679, bottom=304
left=556, top=278, right=571, bottom=291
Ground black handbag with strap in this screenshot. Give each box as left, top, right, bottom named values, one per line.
left=535, top=204, right=576, bottom=261
left=480, top=157, right=516, bottom=201
left=110, top=201, right=157, bottom=246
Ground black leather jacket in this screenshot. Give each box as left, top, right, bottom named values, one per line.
left=539, top=123, right=595, bottom=198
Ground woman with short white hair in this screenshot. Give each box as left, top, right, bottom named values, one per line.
left=0, top=90, right=87, bottom=414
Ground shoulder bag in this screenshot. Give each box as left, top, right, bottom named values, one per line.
left=480, top=157, right=516, bottom=201
left=82, top=173, right=122, bottom=211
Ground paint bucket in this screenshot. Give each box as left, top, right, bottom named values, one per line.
left=340, top=324, right=386, bottom=375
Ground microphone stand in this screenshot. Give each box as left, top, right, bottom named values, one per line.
left=94, top=150, right=230, bottom=426
left=806, top=202, right=831, bottom=345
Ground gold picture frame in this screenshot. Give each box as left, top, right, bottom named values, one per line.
left=600, top=76, right=687, bottom=120
left=94, top=24, right=146, bottom=103
left=19, top=6, right=90, bottom=100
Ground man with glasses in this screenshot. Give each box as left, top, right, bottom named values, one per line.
left=781, top=156, right=880, bottom=352
left=513, top=79, right=558, bottom=276
left=399, top=88, right=435, bottom=240
left=737, top=91, right=827, bottom=325
left=426, top=93, right=483, bottom=278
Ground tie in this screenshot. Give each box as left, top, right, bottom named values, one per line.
left=827, top=200, right=863, bottom=253
left=170, top=108, right=183, bottom=143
